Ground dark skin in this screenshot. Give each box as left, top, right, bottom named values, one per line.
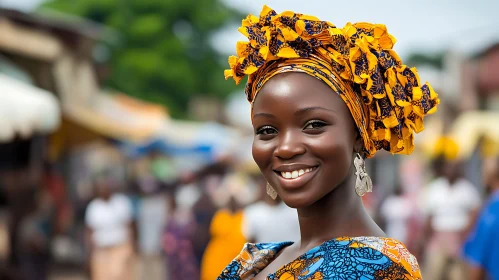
left=251, top=73, right=384, bottom=279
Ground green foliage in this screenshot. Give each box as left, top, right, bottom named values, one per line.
left=41, top=0, right=244, bottom=117
left=405, top=52, right=445, bottom=69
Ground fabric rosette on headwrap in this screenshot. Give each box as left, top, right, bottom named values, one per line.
left=224, top=5, right=440, bottom=158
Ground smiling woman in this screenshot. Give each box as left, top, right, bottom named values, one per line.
left=219, top=5, right=439, bottom=280
left=252, top=73, right=359, bottom=209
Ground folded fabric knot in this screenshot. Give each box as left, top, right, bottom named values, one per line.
left=225, top=5, right=440, bottom=157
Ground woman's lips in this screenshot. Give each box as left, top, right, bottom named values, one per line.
left=278, top=167, right=316, bottom=179
left=274, top=166, right=319, bottom=190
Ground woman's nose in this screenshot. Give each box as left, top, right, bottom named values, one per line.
left=273, top=130, right=306, bottom=159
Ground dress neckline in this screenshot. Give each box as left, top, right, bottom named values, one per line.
left=252, top=236, right=396, bottom=279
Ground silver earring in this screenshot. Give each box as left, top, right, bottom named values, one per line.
left=354, top=153, right=372, bottom=197
left=266, top=182, right=278, bottom=200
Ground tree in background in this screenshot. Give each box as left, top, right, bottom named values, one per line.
left=42, top=0, right=243, bottom=117
left=405, top=52, right=445, bottom=69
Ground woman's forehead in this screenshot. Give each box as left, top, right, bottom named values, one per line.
left=252, top=72, right=347, bottom=114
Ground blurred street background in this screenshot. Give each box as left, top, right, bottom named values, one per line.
left=0, top=0, right=498, bottom=279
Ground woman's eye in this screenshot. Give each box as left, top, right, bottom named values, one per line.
left=256, top=126, right=277, bottom=135
left=304, top=120, right=327, bottom=130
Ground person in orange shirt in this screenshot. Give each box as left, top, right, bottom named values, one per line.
left=201, top=176, right=247, bottom=280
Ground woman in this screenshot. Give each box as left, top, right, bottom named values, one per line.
left=162, top=190, right=199, bottom=280
left=201, top=174, right=247, bottom=280
left=380, top=185, right=412, bottom=244
left=85, top=173, right=135, bottom=280
left=219, top=5, right=439, bottom=279
left=421, top=153, right=480, bottom=280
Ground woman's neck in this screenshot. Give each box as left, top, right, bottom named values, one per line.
left=296, top=166, right=383, bottom=251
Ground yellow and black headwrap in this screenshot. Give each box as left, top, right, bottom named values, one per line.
left=224, top=5, right=440, bottom=158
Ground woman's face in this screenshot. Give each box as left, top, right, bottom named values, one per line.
left=252, top=73, right=360, bottom=208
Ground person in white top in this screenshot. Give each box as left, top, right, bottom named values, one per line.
left=242, top=176, right=300, bottom=243
left=85, top=173, right=135, bottom=280
left=380, top=186, right=412, bottom=244
left=422, top=159, right=481, bottom=280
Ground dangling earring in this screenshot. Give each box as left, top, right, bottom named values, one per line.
left=354, top=153, right=372, bottom=197
left=266, top=182, right=278, bottom=200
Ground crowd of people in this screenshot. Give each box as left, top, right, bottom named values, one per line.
left=0, top=133, right=492, bottom=280
left=71, top=152, right=496, bottom=280
left=77, top=155, right=300, bottom=280
left=0, top=146, right=497, bottom=280
left=0, top=1, right=497, bottom=279
left=378, top=155, right=499, bottom=280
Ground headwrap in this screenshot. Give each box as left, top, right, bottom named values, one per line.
left=433, top=136, right=459, bottom=160
left=224, top=5, right=440, bottom=157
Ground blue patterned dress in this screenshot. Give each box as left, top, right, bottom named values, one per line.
left=218, top=236, right=421, bottom=279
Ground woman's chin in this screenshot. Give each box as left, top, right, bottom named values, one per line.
left=280, top=194, right=315, bottom=209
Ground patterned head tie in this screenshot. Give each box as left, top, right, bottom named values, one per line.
left=224, top=5, right=440, bottom=158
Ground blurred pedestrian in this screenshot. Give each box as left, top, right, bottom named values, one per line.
left=242, top=175, right=299, bottom=243
left=380, top=185, right=412, bottom=243
left=84, top=172, right=135, bottom=280
left=201, top=175, right=247, bottom=280
left=18, top=190, right=54, bottom=280
left=162, top=190, right=199, bottom=280
left=191, top=176, right=218, bottom=266
left=129, top=157, right=168, bottom=280
left=2, top=167, right=39, bottom=276
left=42, top=162, right=71, bottom=235
left=462, top=157, right=499, bottom=280
left=422, top=153, right=481, bottom=280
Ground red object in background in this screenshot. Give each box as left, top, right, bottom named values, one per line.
left=43, top=170, right=72, bottom=233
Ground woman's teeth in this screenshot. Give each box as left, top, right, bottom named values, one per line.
left=281, top=168, right=314, bottom=179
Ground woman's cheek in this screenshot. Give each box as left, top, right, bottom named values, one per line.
left=252, top=139, right=273, bottom=171
left=310, top=132, right=352, bottom=174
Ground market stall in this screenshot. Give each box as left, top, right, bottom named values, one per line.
left=0, top=73, right=60, bottom=142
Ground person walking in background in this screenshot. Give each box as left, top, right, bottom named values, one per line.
left=191, top=176, right=219, bottom=267
left=463, top=157, right=499, bottom=280
left=422, top=146, right=481, bottom=280
left=380, top=185, right=412, bottom=244
left=18, top=190, right=55, bottom=280
left=201, top=174, right=247, bottom=280
left=84, top=171, right=136, bottom=280
left=162, top=190, right=199, bottom=280
left=135, top=177, right=167, bottom=280
left=130, top=157, right=168, bottom=280
left=242, top=175, right=300, bottom=243
left=42, top=162, right=71, bottom=235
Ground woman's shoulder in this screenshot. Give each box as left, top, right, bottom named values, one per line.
left=344, top=237, right=418, bottom=262
left=315, top=236, right=422, bottom=279
left=217, top=241, right=293, bottom=279
left=231, top=241, right=294, bottom=264
left=218, top=237, right=422, bottom=279
left=244, top=241, right=294, bottom=254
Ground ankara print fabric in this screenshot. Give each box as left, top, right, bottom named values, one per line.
left=218, top=236, right=422, bottom=280
left=224, top=5, right=440, bottom=158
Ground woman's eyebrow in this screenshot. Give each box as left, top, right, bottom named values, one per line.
left=253, top=112, right=276, bottom=119
left=294, top=106, right=336, bottom=116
